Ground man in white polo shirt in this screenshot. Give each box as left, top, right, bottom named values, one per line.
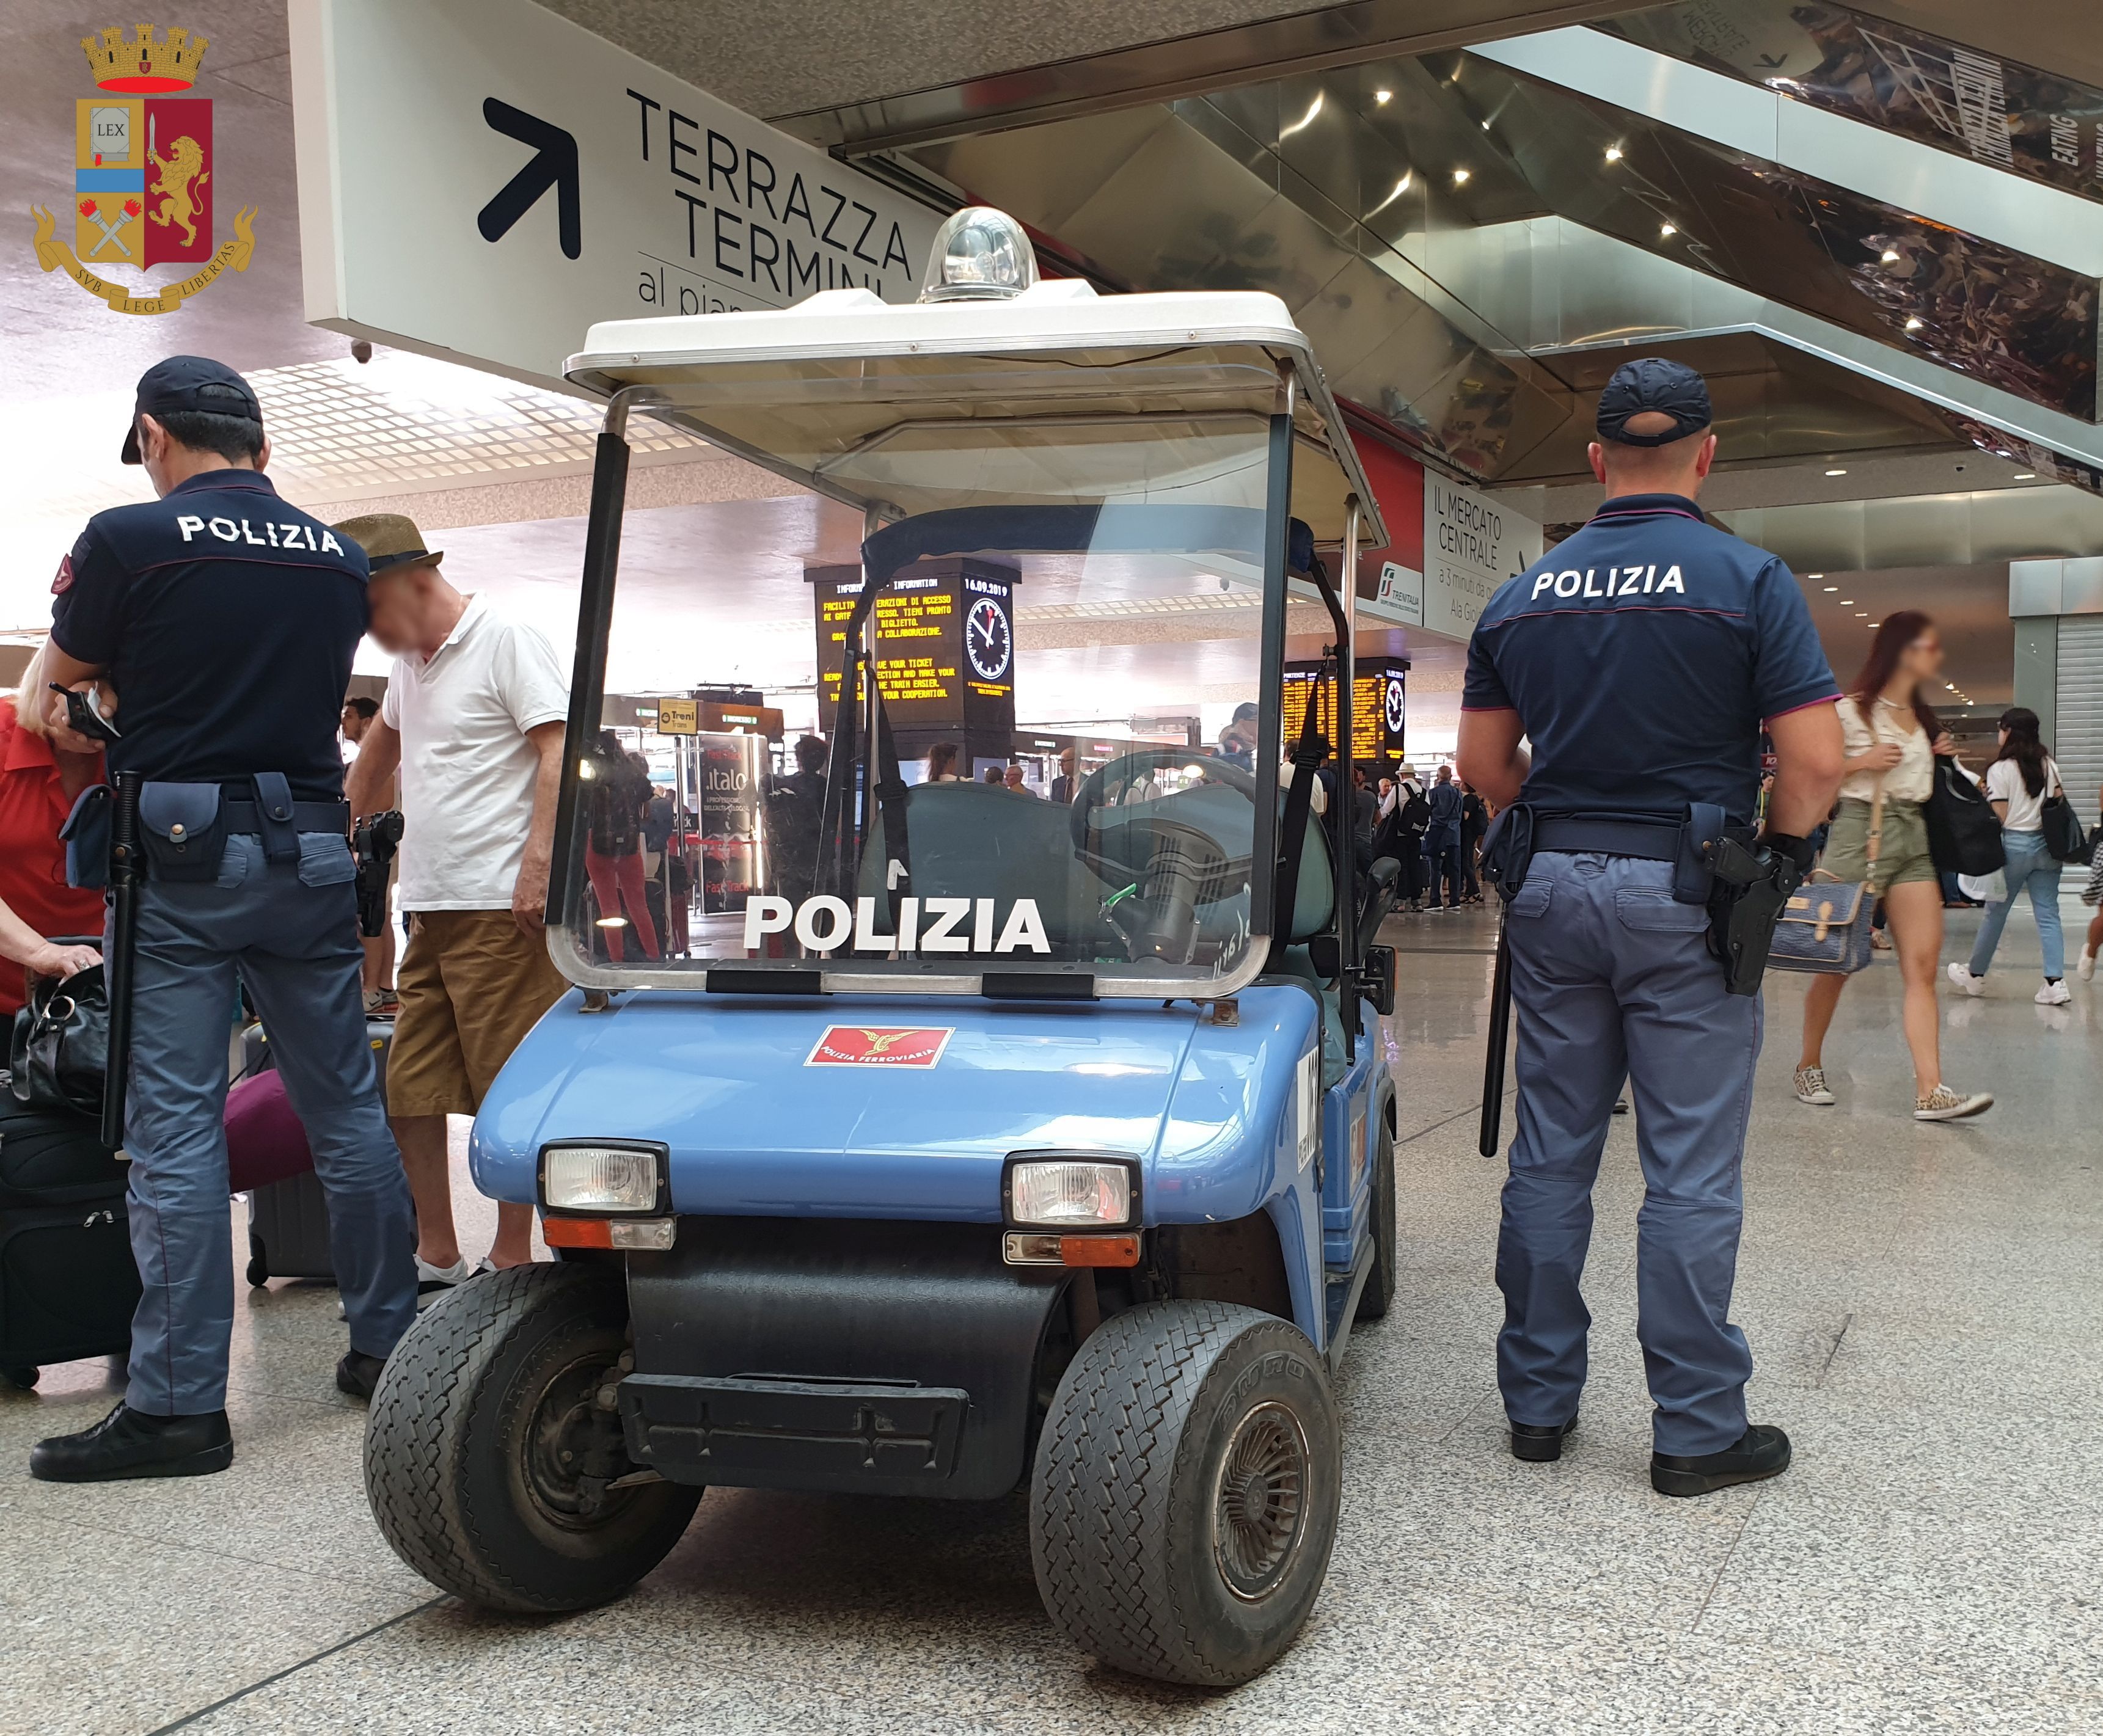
left=338, top=513, right=569, bottom=1290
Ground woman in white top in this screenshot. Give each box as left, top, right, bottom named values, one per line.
left=1947, top=707, right=2069, bottom=1003
left=1794, top=611, right=1991, bottom=1120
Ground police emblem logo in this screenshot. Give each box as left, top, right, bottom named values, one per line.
left=29, top=24, right=259, bottom=316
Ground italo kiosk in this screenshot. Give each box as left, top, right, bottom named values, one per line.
left=362, top=210, right=1406, bottom=1687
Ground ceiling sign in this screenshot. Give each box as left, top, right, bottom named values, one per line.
left=288, top=0, right=945, bottom=391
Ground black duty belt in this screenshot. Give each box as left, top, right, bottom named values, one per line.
left=222, top=798, right=351, bottom=835
left=1531, top=817, right=1681, bottom=861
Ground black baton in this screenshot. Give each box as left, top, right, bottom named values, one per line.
left=1479, top=920, right=1513, bottom=1158
left=101, top=770, right=143, bottom=1153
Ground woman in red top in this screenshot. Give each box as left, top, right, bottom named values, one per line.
left=1, top=648, right=110, bottom=1016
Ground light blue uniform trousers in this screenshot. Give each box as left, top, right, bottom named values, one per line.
left=1496, top=850, right=1760, bottom=1456
left=118, top=830, right=419, bottom=1415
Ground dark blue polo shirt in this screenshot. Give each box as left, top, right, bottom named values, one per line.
left=1462, top=492, right=1836, bottom=825
left=49, top=470, right=369, bottom=802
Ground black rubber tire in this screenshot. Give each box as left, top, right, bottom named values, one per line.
left=1355, top=1114, right=1397, bottom=1321
left=1, top=1365, right=39, bottom=1390
left=1029, top=1300, right=1340, bottom=1687
left=245, top=1233, right=268, bottom=1289
left=363, top=1261, right=701, bottom=1613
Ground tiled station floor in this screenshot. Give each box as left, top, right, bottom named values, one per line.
left=4, top=903, right=2098, bottom=1733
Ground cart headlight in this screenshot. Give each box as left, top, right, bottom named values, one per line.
left=920, top=206, right=1039, bottom=302
left=1003, top=1156, right=1138, bottom=1228
left=539, top=1142, right=667, bottom=1214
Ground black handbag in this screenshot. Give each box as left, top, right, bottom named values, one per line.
left=1923, top=759, right=2005, bottom=877
left=2043, top=792, right=2091, bottom=864
left=8, top=965, right=109, bottom=1117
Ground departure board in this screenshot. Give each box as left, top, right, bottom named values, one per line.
left=1282, top=656, right=1408, bottom=764
left=810, top=558, right=1017, bottom=735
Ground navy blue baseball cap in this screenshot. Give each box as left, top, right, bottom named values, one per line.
left=122, top=355, right=263, bottom=464
left=1595, top=357, right=1713, bottom=447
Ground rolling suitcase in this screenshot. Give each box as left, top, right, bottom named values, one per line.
left=0, top=1093, right=139, bottom=1389
left=241, top=1019, right=393, bottom=1288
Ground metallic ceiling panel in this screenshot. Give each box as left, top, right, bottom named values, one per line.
left=1598, top=2, right=2103, bottom=216
left=1724, top=487, right=2103, bottom=571
left=775, top=0, right=1656, bottom=153
left=918, top=106, right=1575, bottom=480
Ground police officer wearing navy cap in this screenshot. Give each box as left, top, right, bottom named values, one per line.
left=1457, top=358, right=1846, bottom=1497
left=29, top=357, right=419, bottom=1483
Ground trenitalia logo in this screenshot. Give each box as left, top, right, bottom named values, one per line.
left=744, top=895, right=1051, bottom=956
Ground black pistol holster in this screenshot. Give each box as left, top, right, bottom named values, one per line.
left=1704, top=833, right=1810, bottom=996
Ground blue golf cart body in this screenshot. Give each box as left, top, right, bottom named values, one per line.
left=368, top=210, right=1405, bottom=1688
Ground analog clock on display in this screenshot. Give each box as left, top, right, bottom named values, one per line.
left=966, top=595, right=1013, bottom=682
left=1383, top=673, right=1407, bottom=737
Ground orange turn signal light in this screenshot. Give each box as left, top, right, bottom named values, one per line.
left=541, top=1216, right=676, bottom=1251
left=1002, top=1231, right=1141, bottom=1268
left=543, top=1216, right=613, bottom=1249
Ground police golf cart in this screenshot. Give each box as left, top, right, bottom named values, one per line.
left=364, top=210, right=1404, bottom=1687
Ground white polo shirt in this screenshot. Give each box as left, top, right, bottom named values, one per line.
left=380, top=593, right=569, bottom=910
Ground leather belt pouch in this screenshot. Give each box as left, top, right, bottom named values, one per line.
left=1673, top=801, right=1728, bottom=904
left=138, top=782, right=228, bottom=883
left=60, top=782, right=112, bottom=890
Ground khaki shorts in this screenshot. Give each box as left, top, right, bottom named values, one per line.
left=1821, top=796, right=1938, bottom=889
left=389, top=910, right=568, bottom=1118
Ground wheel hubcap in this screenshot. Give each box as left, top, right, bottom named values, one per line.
left=522, top=1354, right=633, bottom=1529
left=1213, top=1400, right=1309, bottom=1601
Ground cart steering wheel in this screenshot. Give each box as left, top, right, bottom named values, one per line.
left=1069, top=748, right=1260, bottom=963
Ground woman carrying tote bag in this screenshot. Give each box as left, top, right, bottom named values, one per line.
left=1948, top=707, right=2071, bottom=1004
left=1794, top=612, right=1991, bottom=1121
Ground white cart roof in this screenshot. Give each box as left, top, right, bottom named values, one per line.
left=566, top=283, right=1386, bottom=548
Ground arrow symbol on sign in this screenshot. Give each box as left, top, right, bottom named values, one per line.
left=477, top=97, right=580, bottom=260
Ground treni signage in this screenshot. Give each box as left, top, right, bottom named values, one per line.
left=288, top=0, right=943, bottom=391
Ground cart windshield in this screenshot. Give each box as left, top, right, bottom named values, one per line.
left=552, top=404, right=1315, bottom=995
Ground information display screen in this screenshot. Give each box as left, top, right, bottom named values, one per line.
left=811, top=558, right=1015, bottom=734
left=1282, top=656, right=1408, bottom=764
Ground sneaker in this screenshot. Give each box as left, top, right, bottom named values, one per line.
left=1793, top=1065, right=1835, bottom=1106
left=1945, top=962, right=1985, bottom=997
left=2080, top=946, right=2096, bottom=983
left=415, top=1253, right=494, bottom=1302
left=1651, top=1424, right=1791, bottom=1497
left=29, top=1402, right=233, bottom=1483
left=2038, top=979, right=2072, bottom=1006
left=1870, top=928, right=1893, bottom=950
left=1510, top=1412, right=1579, bottom=1463
left=1915, top=1084, right=1992, bottom=1121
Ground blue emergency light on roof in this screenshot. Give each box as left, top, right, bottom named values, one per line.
left=919, top=206, right=1039, bottom=302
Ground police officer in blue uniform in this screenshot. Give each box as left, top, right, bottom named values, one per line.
left=1456, top=359, right=1845, bottom=1497
left=30, top=357, right=419, bottom=1483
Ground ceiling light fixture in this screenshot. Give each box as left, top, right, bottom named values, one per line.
left=1904, top=316, right=1924, bottom=332
left=2014, top=472, right=2036, bottom=481
left=1452, top=167, right=1471, bottom=184
left=1809, top=572, right=1824, bottom=579
left=1374, top=88, right=1393, bottom=104
left=1281, top=92, right=1325, bottom=137
left=1659, top=222, right=1677, bottom=238
left=1823, top=585, right=1839, bottom=592
left=1841, top=599, right=1854, bottom=605
left=1856, top=612, right=1868, bottom=618
left=1481, top=119, right=1493, bottom=131
left=1881, top=249, right=1900, bottom=263
left=1825, top=467, right=1848, bottom=476
left=1605, top=145, right=1623, bottom=162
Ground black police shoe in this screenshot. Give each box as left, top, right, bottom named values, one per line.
left=1509, top=1412, right=1579, bottom=1462
left=30, top=1402, right=233, bottom=1483
left=1651, top=1424, right=1791, bottom=1497
left=336, top=1350, right=387, bottom=1401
